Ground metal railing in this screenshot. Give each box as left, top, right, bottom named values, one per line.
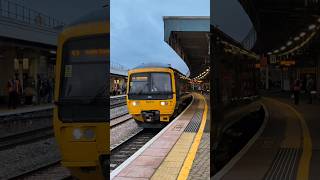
left=0, top=0, right=64, bottom=29
left=241, top=27, right=257, bottom=50
left=111, top=61, right=128, bottom=71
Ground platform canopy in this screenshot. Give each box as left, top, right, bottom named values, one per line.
left=239, top=0, right=320, bottom=54
left=163, top=16, right=210, bottom=79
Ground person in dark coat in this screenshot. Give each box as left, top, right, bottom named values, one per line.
left=7, top=79, right=15, bottom=109
left=306, top=75, right=315, bottom=104
left=293, top=79, right=302, bottom=105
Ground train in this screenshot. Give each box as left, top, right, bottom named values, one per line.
left=53, top=8, right=109, bottom=180
left=126, top=63, right=192, bottom=128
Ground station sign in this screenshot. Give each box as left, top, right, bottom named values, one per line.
left=70, top=49, right=108, bottom=57
left=300, top=68, right=315, bottom=74
left=132, top=76, right=148, bottom=81
left=280, top=60, right=295, bottom=66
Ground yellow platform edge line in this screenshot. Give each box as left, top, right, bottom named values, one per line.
left=177, top=95, right=208, bottom=180
left=265, top=98, right=312, bottom=180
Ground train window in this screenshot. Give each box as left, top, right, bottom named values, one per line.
left=151, top=73, right=172, bottom=93
left=128, top=72, right=173, bottom=100
left=130, top=73, right=149, bottom=94
left=58, top=34, right=109, bottom=122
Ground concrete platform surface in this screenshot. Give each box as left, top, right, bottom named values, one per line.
left=215, top=96, right=314, bottom=180
left=0, top=104, right=53, bottom=117
left=111, top=93, right=210, bottom=180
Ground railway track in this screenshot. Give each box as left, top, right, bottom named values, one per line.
left=110, top=129, right=160, bottom=171
left=8, top=159, right=72, bottom=180
left=110, top=114, right=132, bottom=128
left=110, top=95, right=126, bottom=109
left=110, top=98, right=131, bottom=127
left=0, top=109, right=53, bottom=122
left=0, top=126, right=54, bottom=150
left=0, top=115, right=129, bottom=151
left=110, top=101, right=127, bottom=109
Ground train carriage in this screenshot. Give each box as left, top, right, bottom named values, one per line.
left=126, top=63, right=192, bottom=128
left=53, top=8, right=109, bottom=179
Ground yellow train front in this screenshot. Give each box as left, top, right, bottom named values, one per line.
left=127, top=64, right=191, bottom=128
left=53, top=8, right=109, bottom=180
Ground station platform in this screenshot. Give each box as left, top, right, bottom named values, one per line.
left=110, top=93, right=210, bottom=180
left=214, top=93, right=319, bottom=180
left=0, top=104, right=54, bottom=117
left=0, top=95, right=124, bottom=118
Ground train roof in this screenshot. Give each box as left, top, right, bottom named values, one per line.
left=133, top=63, right=172, bottom=69
left=67, top=7, right=109, bottom=28
left=132, top=63, right=186, bottom=76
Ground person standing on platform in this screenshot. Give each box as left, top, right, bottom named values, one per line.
left=25, top=85, right=33, bottom=105
left=7, top=78, right=14, bottom=109
left=290, top=78, right=294, bottom=99
left=47, top=78, right=53, bottom=103
left=306, top=75, right=315, bottom=104
left=39, top=79, right=48, bottom=104
left=15, top=77, right=22, bottom=107
left=37, top=74, right=42, bottom=104
left=293, top=79, right=302, bottom=105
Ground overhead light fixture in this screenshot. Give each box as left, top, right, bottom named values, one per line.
left=294, top=36, right=300, bottom=41
left=300, top=32, right=306, bottom=37
left=318, top=18, right=320, bottom=23
left=267, top=52, right=272, bottom=55
left=286, top=41, right=292, bottom=46
left=273, top=49, right=279, bottom=53
left=309, top=24, right=316, bottom=30
left=280, top=46, right=286, bottom=50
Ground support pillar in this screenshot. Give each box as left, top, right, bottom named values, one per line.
left=211, top=26, right=224, bottom=175
left=266, top=64, right=269, bottom=90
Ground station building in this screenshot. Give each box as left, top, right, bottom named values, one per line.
left=0, top=0, right=63, bottom=104
left=110, top=61, right=128, bottom=96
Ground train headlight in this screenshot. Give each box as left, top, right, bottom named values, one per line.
left=83, top=129, right=95, bottom=139
left=72, top=128, right=83, bottom=140
left=160, top=101, right=168, bottom=106
left=132, top=101, right=139, bottom=106
left=72, top=128, right=95, bottom=140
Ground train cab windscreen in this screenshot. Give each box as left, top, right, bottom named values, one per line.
left=58, top=34, right=109, bottom=122
left=128, top=72, right=173, bottom=100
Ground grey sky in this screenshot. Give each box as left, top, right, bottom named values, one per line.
left=111, top=0, right=209, bottom=74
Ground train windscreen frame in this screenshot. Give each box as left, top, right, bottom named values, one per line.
left=128, top=72, right=173, bottom=100
left=58, top=34, right=109, bottom=123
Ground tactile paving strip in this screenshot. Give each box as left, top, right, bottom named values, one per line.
left=184, top=109, right=203, bottom=132
left=264, top=148, right=301, bottom=180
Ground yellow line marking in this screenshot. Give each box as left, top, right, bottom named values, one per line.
left=265, top=98, right=312, bottom=180
left=177, top=94, right=208, bottom=180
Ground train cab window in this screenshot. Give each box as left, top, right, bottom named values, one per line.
left=130, top=73, right=149, bottom=94
left=128, top=72, right=173, bottom=100
left=58, top=34, right=109, bottom=122
left=150, top=73, right=172, bottom=93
